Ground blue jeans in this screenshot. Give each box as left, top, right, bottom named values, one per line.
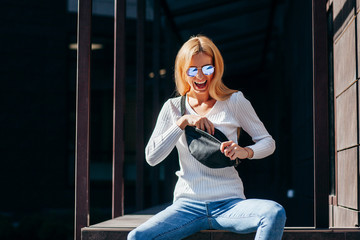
left=127, top=198, right=286, bottom=240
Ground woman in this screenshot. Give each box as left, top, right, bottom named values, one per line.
left=128, top=35, right=286, bottom=240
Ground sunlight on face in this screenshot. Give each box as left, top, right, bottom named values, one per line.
left=186, top=52, right=214, bottom=96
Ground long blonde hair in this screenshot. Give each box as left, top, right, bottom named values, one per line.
left=174, top=35, right=237, bottom=101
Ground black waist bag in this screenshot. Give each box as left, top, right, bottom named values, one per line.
left=180, top=96, right=240, bottom=168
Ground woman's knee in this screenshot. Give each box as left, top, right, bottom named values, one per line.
left=265, top=201, right=286, bottom=223
left=127, top=228, right=147, bottom=240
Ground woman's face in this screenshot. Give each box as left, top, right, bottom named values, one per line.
left=186, top=52, right=214, bottom=97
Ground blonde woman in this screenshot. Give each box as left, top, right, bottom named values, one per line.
left=128, top=35, right=286, bottom=240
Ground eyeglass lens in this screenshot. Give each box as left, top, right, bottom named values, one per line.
left=187, top=65, right=214, bottom=77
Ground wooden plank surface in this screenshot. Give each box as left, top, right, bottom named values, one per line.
left=112, top=0, right=126, bottom=219
left=88, top=203, right=170, bottom=229
left=82, top=222, right=360, bottom=240
left=337, top=147, right=358, bottom=209
left=333, top=205, right=359, bottom=228
left=333, top=0, right=355, bottom=40
left=334, top=19, right=356, bottom=96
left=75, top=0, right=92, bottom=239
left=336, top=83, right=357, bottom=150
left=358, top=13, right=360, bottom=80
left=89, top=215, right=153, bottom=229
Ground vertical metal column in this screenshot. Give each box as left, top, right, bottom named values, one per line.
left=312, top=0, right=329, bottom=228
left=163, top=21, right=176, bottom=200
left=74, top=0, right=92, bottom=239
left=112, top=0, right=126, bottom=218
left=151, top=0, right=161, bottom=206
left=136, top=0, right=145, bottom=211
left=164, top=21, right=174, bottom=98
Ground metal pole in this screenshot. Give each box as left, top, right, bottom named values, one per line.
left=112, top=0, right=126, bottom=218
left=312, top=0, right=329, bottom=228
left=151, top=0, right=161, bottom=206
left=136, top=0, right=145, bottom=211
left=74, top=0, right=92, bottom=238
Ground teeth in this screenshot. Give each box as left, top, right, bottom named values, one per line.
left=195, top=80, right=207, bottom=84
left=194, top=80, right=207, bottom=89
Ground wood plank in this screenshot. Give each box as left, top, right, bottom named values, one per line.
left=82, top=212, right=360, bottom=239
left=337, top=147, right=358, bottom=209
left=184, top=232, right=213, bottom=240
left=347, top=231, right=360, bottom=240
left=203, top=231, right=254, bottom=240
left=336, top=83, right=357, bottom=150
left=329, top=205, right=334, bottom=227
left=82, top=226, right=360, bottom=240
left=89, top=215, right=153, bottom=229
left=333, top=0, right=355, bottom=40
left=75, top=0, right=92, bottom=239
left=89, top=203, right=170, bottom=228
left=358, top=13, right=360, bottom=80
left=82, top=230, right=130, bottom=240
left=112, top=0, right=126, bottom=218
left=135, top=0, right=145, bottom=211
left=334, top=19, right=356, bottom=96
left=333, top=205, right=359, bottom=228
left=281, top=231, right=345, bottom=240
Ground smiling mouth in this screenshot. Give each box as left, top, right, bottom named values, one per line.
left=194, top=80, right=207, bottom=89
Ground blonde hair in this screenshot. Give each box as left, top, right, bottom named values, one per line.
left=174, top=35, right=237, bottom=101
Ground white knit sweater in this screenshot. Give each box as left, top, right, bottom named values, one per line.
left=145, top=91, right=275, bottom=202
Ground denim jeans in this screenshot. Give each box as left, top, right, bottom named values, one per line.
left=127, top=198, right=286, bottom=240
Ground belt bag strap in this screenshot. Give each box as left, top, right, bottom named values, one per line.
left=180, top=95, right=240, bottom=168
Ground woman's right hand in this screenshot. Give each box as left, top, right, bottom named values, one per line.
left=176, top=115, right=215, bottom=135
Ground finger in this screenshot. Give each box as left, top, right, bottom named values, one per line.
left=224, top=147, right=236, bottom=157
left=208, top=121, right=215, bottom=135
left=224, top=143, right=236, bottom=155
left=204, top=121, right=212, bottom=134
left=200, top=121, right=205, bottom=131
left=220, top=141, right=232, bottom=152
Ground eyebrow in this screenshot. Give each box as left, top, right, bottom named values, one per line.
left=188, top=64, right=214, bottom=68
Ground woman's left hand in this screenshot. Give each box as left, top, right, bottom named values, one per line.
left=220, top=141, right=253, bottom=160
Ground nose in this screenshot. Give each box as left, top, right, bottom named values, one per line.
left=196, top=69, right=204, bottom=79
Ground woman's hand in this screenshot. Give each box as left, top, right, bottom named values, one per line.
left=176, top=115, right=215, bottom=135
left=220, top=141, right=254, bottom=160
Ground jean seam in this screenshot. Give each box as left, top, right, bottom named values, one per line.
left=153, top=216, right=207, bottom=240
left=205, top=203, right=213, bottom=229
left=215, top=214, right=260, bottom=220
left=256, top=217, right=266, bottom=240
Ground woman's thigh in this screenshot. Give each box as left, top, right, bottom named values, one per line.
left=127, top=199, right=209, bottom=240
left=210, top=198, right=286, bottom=234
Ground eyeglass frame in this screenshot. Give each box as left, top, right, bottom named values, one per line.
left=186, top=64, right=215, bottom=77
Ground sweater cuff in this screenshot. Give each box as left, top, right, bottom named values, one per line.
left=246, top=145, right=258, bottom=159
left=246, top=139, right=275, bottom=160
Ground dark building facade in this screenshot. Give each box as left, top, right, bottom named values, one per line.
left=1, top=0, right=359, bottom=239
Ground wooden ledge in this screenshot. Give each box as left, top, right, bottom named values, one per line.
left=82, top=214, right=360, bottom=240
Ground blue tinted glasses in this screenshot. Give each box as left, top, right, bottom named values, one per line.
left=186, top=65, right=215, bottom=77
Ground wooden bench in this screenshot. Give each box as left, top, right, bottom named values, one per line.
left=82, top=213, right=360, bottom=240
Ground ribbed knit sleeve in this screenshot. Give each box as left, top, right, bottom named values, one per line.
left=232, top=91, right=276, bottom=159
left=145, top=99, right=184, bottom=166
